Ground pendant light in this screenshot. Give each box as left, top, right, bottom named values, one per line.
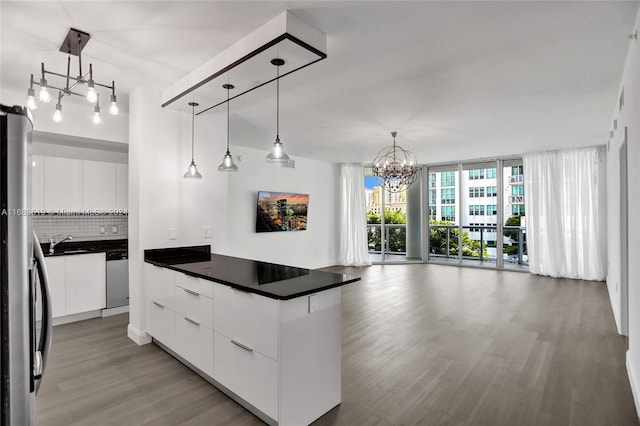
left=266, top=58, right=291, bottom=163
left=184, top=101, right=202, bottom=179
left=218, top=84, right=239, bottom=172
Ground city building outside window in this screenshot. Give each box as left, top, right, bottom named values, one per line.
left=441, top=171, right=455, bottom=187
left=486, top=168, right=497, bottom=179
left=441, top=205, right=455, bottom=222
left=441, top=188, right=455, bottom=204
left=486, top=186, right=497, bottom=197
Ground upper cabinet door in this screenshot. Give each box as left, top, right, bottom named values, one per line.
left=44, top=157, right=83, bottom=211
left=32, top=155, right=45, bottom=211
left=83, top=160, right=116, bottom=211
left=116, top=163, right=128, bottom=210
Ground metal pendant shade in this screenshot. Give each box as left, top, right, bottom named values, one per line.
left=218, top=84, right=239, bottom=172
left=184, top=102, right=202, bottom=179
left=266, top=58, right=291, bottom=163
left=371, top=132, right=418, bottom=193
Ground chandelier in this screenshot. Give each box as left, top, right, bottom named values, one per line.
left=371, top=131, right=418, bottom=193
left=26, top=28, right=118, bottom=124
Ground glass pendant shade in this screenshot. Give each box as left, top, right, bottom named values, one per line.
left=184, top=160, right=202, bottom=179
left=39, top=83, right=51, bottom=103
left=266, top=137, right=291, bottom=163
left=218, top=151, right=239, bottom=172
left=266, top=58, right=292, bottom=165
left=184, top=101, right=202, bottom=179
left=218, top=83, right=238, bottom=172
left=52, top=106, right=62, bottom=123
left=27, top=88, right=37, bottom=110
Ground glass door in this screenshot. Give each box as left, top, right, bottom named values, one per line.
left=427, top=165, right=460, bottom=264
left=365, top=167, right=422, bottom=264
left=460, top=162, right=499, bottom=268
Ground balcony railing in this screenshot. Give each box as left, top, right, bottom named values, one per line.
left=428, top=224, right=528, bottom=266
left=367, top=222, right=528, bottom=267
left=509, top=195, right=524, bottom=204
left=367, top=223, right=407, bottom=255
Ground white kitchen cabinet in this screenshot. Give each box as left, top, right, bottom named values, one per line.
left=145, top=263, right=344, bottom=426
left=45, top=253, right=106, bottom=319
left=82, top=160, right=116, bottom=211
left=115, top=163, right=128, bottom=210
left=214, top=331, right=279, bottom=420
left=43, top=157, right=83, bottom=211
left=214, top=284, right=279, bottom=361
left=176, top=313, right=214, bottom=377
left=65, top=253, right=106, bottom=315
left=147, top=299, right=176, bottom=348
left=31, top=155, right=45, bottom=210
left=44, top=256, right=66, bottom=318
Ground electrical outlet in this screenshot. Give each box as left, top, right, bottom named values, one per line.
left=202, top=226, right=213, bottom=238
left=308, top=294, right=318, bottom=314
left=169, top=227, right=177, bottom=240
left=99, top=226, right=106, bottom=234
left=111, top=225, right=118, bottom=234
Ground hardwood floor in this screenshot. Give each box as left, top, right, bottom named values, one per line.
left=37, top=264, right=639, bottom=425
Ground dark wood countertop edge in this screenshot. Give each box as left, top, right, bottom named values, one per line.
left=144, top=258, right=361, bottom=301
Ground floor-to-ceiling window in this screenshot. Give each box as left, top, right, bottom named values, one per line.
left=426, top=158, right=528, bottom=271
left=502, top=160, right=528, bottom=270
left=365, top=167, right=423, bottom=264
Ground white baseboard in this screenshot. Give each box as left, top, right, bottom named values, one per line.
left=626, top=351, right=640, bottom=419
left=127, top=323, right=152, bottom=345
left=52, top=310, right=102, bottom=326
left=102, top=305, right=129, bottom=317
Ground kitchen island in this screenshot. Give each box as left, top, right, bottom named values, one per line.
left=143, top=246, right=360, bottom=426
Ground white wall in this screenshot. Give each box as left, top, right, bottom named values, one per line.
left=221, top=145, right=337, bottom=270
left=607, top=8, right=640, bottom=416
left=127, top=86, right=229, bottom=343
left=127, top=87, right=337, bottom=343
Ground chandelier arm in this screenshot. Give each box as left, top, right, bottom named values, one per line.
left=77, top=33, right=83, bottom=78
left=65, top=55, right=71, bottom=94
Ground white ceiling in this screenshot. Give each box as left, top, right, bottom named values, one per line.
left=2, top=1, right=638, bottom=164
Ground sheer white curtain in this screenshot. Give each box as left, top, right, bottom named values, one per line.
left=338, top=164, right=371, bottom=266
left=524, top=146, right=606, bottom=280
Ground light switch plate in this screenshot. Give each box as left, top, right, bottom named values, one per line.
left=202, top=226, right=213, bottom=238
left=169, top=227, right=177, bottom=240
left=308, top=294, right=318, bottom=314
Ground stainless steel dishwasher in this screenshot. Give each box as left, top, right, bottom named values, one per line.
left=106, top=249, right=128, bottom=308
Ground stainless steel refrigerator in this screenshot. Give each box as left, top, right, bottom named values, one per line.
left=1, top=104, right=52, bottom=425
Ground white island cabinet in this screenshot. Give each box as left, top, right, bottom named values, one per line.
left=144, top=261, right=345, bottom=426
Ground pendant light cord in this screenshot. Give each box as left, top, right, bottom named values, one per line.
left=191, top=103, right=195, bottom=162
left=226, top=87, right=230, bottom=152
left=276, top=64, right=280, bottom=139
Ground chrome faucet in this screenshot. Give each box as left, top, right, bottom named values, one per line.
left=49, top=234, right=73, bottom=255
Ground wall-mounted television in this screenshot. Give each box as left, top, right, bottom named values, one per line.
left=256, top=191, right=309, bottom=233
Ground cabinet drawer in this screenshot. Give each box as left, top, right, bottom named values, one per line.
left=214, top=332, right=278, bottom=421
left=145, top=264, right=176, bottom=308
left=174, top=285, right=213, bottom=329
left=213, top=284, right=279, bottom=360
left=147, top=298, right=175, bottom=347
left=176, top=313, right=214, bottom=378
left=174, top=273, right=213, bottom=298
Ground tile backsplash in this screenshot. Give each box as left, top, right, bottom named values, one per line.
left=34, top=214, right=128, bottom=242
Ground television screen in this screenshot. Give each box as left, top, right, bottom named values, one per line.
left=256, top=191, right=309, bottom=232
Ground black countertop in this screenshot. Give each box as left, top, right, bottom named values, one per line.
left=144, top=245, right=360, bottom=300
left=42, top=238, right=128, bottom=258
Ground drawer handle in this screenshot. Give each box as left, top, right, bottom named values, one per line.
left=184, top=317, right=200, bottom=326
left=183, top=288, right=200, bottom=297
left=231, top=340, right=254, bottom=353
left=152, top=301, right=165, bottom=308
